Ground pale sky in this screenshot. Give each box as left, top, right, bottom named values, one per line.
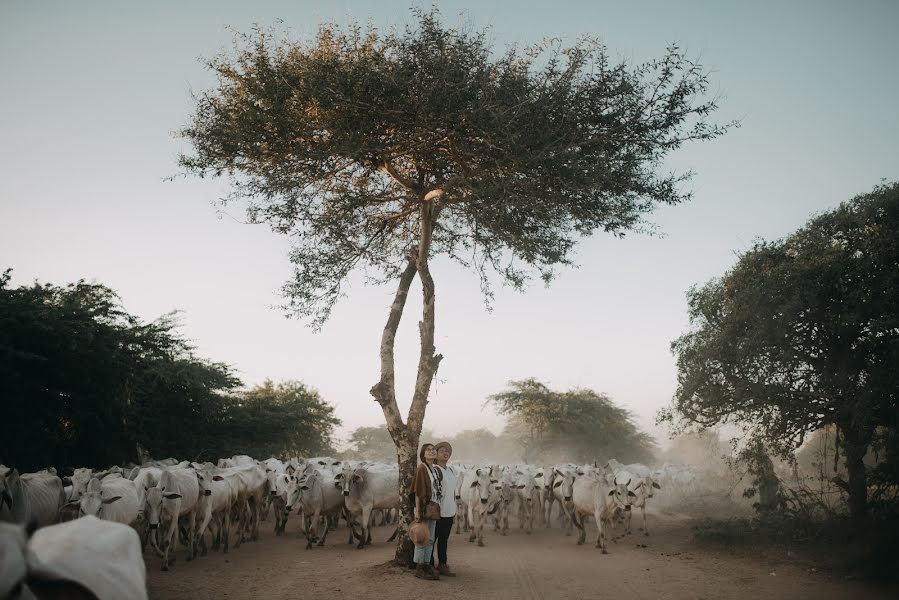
left=2, top=1, right=897, bottom=450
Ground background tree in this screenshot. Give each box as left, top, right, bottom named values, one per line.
left=489, top=379, right=656, bottom=463
left=661, top=183, right=899, bottom=523
left=220, top=380, right=340, bottom=459
left=0, top=270, right=340, bottom=470
left=178, top=9, right=730, bottom=561
left=347, top=424, right=434, bottom=461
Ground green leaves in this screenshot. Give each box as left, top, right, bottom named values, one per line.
left=666, top=183, right=899, bottom=459
left=178, top=9, right=732, bottom=327
left=489, top=378, right=655, bottom=463
left=0, top=272, right=340, bottom=470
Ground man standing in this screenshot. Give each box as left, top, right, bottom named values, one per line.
left=431, top=441, right=458, bottom=577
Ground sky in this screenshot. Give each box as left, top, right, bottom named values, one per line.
left=2, top=1, right=897, bottom=450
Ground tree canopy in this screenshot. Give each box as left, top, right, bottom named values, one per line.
left=662, top=183, right=899, bottom=520
left=489, top=378, right=656, bottom=464
left=179, top=9, right=732, bottom=328
left=0, top=270, right=339, bottom=471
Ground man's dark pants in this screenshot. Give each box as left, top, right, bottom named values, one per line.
left=430, top=516, right=454, bottom=566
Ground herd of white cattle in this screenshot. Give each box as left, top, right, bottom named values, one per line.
left=0, top=457, right=700, bottom=599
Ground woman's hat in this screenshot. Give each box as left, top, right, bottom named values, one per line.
left=408, top=521, right=429, bottom=548
left=434, top=441, right=453, bottom=455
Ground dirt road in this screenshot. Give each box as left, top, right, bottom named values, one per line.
left=146, top=514, right=893, bottom=599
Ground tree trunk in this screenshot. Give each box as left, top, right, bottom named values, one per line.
left=369, top=195, right=444, bottom=565
left=841, top=425, right=869, bottom=525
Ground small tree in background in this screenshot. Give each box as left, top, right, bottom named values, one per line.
left=179, top=8, right=730, bottom=561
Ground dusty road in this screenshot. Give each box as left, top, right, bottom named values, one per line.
left=146, top=514, right=894, bottom=599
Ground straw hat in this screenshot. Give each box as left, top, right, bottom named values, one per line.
left=408, top=521, right=429, bottom=548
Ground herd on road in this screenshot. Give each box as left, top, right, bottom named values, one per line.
left=1, top=456, right=699, bottom=598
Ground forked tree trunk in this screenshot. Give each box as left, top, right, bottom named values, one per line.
left=369, top=196, right=444, bottom=565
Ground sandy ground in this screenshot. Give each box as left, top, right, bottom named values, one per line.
left=146, top=512, right=895, bottom=599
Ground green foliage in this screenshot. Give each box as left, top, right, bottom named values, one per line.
left=348, top=425, right=397, bottom=461
left=218, top=380, right=339, bottom=459
left=0, top=271, right=339, bottom=470
left=489, top=378, right=656, bottom=463
left=663, top=183, right=899, bottom=520
left=178, top=8, right=732, bottom=328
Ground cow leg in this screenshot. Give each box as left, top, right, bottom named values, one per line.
left=572, top=512, right=586, bottom=545
left=642, top=504, right=649, bottom=536
left=595, top=509, right=607, bottom=553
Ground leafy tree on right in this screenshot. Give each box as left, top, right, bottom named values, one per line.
left=661, top=183, right=899, bottom=523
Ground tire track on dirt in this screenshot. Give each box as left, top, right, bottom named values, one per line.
left=510, top=548, right=545, bottom=600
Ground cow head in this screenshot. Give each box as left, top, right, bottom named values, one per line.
left=469, top=468, right=494, bottom=505
left=195, top=470, right=214, bottom=497
left=75, top=478, right=122, bottom=518
left=552, top=469, right=575, bottom=502
left=636, top=475, right=661, bottom=499
left=143, top=483, right=182, bottom=530
left=607, top=478, right=636, bottom=512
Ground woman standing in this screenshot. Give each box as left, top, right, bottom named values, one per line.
left=411, top=443, right=441, bottom=580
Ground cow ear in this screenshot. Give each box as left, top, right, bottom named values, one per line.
left=490, top=479, right=498, bottom=484
left=628, top=491, right=637, bottom=498
left=163, top=493, right=182, bottom=500
left=535, top=472, right=543, bottom=478
left=608, top=489, right=615, bottom=496
left=652, top=482, right=661, bottom=489
left=517, top=484, right=525, bottom=489
left=577, top=470, right=584, bottom=476
left=102, top=495, right=122, bottom=504
left=318, top=461, right=326, bottom=465
left=334, top=461, right=342, bottom=466
left=553, top=481, right=563, bottom=488
left=469, top=481, right=478, bottom=488
left=213, top=475, right=224, bottom=481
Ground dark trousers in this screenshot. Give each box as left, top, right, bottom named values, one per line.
left=430, top=516, right=454, bottom=565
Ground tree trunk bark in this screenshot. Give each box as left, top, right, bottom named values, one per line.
left=369, top=195, right=445, bottom=565
left=370, top=256, right=419, bottom=565
left=841, top=425, right=869, bottom=525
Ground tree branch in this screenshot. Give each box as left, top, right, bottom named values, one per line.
left=370, top=255, right=419, bottom=436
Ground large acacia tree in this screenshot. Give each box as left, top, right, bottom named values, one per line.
left=662, top=183, right=899, bottom=523
left=179, top=9, right=730, bottom=561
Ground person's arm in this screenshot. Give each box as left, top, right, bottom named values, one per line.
left=415, top=494, right=423, bottom=522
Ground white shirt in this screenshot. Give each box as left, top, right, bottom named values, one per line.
left=436, top=465, right=458, bottom=518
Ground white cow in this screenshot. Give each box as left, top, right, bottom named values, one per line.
left=0, top=467, right=65, bottom=529
left=143, top=468, right=200, bottom=570
left=193, top=467, right=238, bottom=555
left=463, top=467, right=501, bottom=547
left=550, top=466, right=577, bottom=536
left=569, top=466, right=616, bottom=553
left=72, top=477, right=140, bottom=527
left=291, top=466, right=345, bottom=549
left=270, top=472, right=300, bottom=536
left=62, top=467, right=94, bottom=501
left=1, top=516, right=148, bottom=600
left=606, top=470, right=639, bottom=537
left=337, top=463, right=400, bottom=548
